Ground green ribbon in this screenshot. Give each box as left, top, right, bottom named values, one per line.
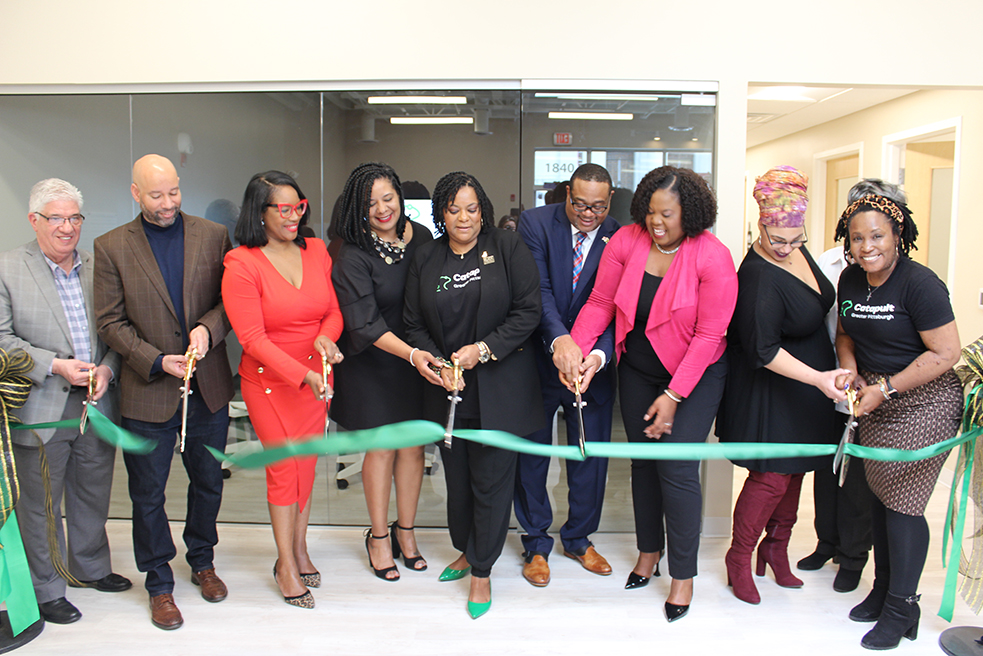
left=938, top=386, right=983, bottom=621
left=205, top=420, right=977, bottom=469
left=0, top=512, right=41, bottom=635
left=12, top=406, right=154, bottom=454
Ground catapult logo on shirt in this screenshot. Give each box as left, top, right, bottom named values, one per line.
left=436, top=267, right=481, bottom=293
left=840, top=299, right=896, bottom=321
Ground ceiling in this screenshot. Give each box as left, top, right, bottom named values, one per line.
left=746, top=84, right=917, bottom=148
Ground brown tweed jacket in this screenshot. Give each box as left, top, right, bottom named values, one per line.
left=94, top=213, right=234, bottom=423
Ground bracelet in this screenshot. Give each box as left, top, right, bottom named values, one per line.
left=663, top=389, right=683, bottom=403
left=476, top=341, right=490, bottom=364
left=409, top=347, right=419, bottom=367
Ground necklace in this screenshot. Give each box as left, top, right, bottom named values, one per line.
left=372, top=232, right=406, bottom=265
left=866, top=283, right=878, bottom=302
left=656, top=241, right=681, bottom=255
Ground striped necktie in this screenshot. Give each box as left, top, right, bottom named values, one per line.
left=572, top=231, right=588, bottom=292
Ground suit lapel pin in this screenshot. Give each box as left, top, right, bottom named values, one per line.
left=481, top=251, right=495, bottom=265
left=601, top=236, right=609, bottom=243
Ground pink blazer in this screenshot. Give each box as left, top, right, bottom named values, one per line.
left=571, top=224, right=737, bottom=397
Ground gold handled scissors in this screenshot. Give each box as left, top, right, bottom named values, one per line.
left=443, top=358, right=462, bottom=449
left=574, top=377, right=587, bottom=459
left=322, top=354, right=333, bottom=438
left=177, top=347, right=198, bottom=453
left=79, top=368, right=96, bottom=434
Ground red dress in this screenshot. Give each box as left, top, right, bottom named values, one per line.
left=222, top=239, right=343, bottom=509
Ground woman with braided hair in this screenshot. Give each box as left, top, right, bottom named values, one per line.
left=833, top=193, right=961, bottom=650
left=330, top=163, right=444, bottom=582
left=403, top=171, right=543, bottom=619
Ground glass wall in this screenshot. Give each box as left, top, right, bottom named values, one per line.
left=0, top=85, right=716, bottom=529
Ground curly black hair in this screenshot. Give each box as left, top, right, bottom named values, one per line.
left=630, top=166, right=717, bottom=237
left=236, top=170, right=309, bottom=249
left=336, top=162, right=407, bottom=252
left=833, top=194, right=919, bottom=257
left=430, top=172, right=494, bottom=236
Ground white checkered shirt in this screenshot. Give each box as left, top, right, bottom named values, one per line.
left=42, top=251, right=91, bottom=364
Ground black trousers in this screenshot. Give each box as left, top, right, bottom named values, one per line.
left=440, top=417, right=517, bottom=578
left=811, top=416, right=874, bottom=570
left=619, top=354, right=727, bottom=580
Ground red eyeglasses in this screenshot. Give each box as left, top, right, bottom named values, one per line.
left=265, top=199, right=308, bottom=219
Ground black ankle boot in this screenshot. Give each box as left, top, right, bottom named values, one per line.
left=860, top=592, right=919, bottom=650
left=850, top=582, right=888, bottom=622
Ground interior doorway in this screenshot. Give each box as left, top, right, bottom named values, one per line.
left=824, top=154, right=859, bottom=250
left=883, top=118, right=961, bottom=285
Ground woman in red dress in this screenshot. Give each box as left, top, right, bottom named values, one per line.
left=223, top=171, right=343, bottom=609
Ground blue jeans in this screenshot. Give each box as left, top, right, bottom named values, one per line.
left=122, top=391, right=228, bottom=596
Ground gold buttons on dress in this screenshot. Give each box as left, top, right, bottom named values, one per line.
left=257, top=367, right=264, bottom=373
left=264, top=388, right=272, bottom=394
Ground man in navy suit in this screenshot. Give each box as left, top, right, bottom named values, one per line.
left=514, top=164, right=620, bottom=586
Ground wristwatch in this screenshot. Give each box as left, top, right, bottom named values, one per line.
left=878, top=377, right=900, bottom=400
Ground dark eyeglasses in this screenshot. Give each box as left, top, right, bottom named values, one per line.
left=36, top=212, right=84, bottom=227
left=762, top=224, right=808, bottom=249
left=265, top=199, right=308, bottom=219
left=569, top=198, right=608, bottom=214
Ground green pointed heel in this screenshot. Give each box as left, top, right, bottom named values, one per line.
left=438, top=564, right=471, bottom=581
left=467, top=585, right=492, bottom=619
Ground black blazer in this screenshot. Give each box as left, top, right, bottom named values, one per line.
left=403, top=228, right=545, bottom=438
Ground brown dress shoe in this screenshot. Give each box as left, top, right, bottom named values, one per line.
left=523, top=555, right=551, bottom=587
left=150, top=593, right=183, bottom=630
left=563, top=546, right=612, bottom=575
left=191, top=568, right=228, bottom=602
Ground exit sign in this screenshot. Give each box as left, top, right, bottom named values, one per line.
left=553, top=132, right=573, bottom=146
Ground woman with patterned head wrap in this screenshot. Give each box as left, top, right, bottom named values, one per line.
left=716, top=166, right=848, bottom=606
left=833, top=193, right=961, bottom=650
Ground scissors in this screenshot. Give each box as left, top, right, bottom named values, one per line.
left=573, top=377, right=587, bottom=459
left=79, top=368, right=96, bottom=434
left=832, top=387, right=859, bottom=486
left=443, top=358, right=462, bottom=449
left=177, top=346, right=198, bottom=453
left=322, top=353, right=333, bottom=438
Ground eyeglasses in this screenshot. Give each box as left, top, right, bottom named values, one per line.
left=569, top=198, right=608, bottom=214
left=265, top=199, right=308, bottom=219
left=762, top=225, right=808, bottom=249
left=36, top=212, right=84, bottom=227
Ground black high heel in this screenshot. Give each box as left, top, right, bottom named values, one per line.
left=624, top=551, right=662, bottom=589
left=391, top=523, right=428, bottom=572
left=364, top=529, right=399, bottom=581
left=664, top=602, right=689, bottom=623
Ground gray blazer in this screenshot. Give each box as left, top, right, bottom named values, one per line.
left=0, top=240, right=120, bottom=445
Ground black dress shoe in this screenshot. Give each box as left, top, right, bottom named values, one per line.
left=664, top=601, right=689, bottom=623
left=71, top=573, right=133, bottom=592
left=796, top=549, right=835, bottom=571
left=39, top=597, right=81, bottom=624
left=833, top=567, right=863, bottom=593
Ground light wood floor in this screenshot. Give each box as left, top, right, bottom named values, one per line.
left=20, top=472, right=979, bottom=656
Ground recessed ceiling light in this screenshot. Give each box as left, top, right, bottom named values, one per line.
left=390, top=117, right=473, bottom=125
left=747, top=86, right=817, bottom=102
left=548, top=112, right=633, bottom=121
left=369, top=96, right=467, bottom=105
left=535, top=93, right=675, bottom=101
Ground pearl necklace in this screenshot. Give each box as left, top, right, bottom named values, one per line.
left=656, top=241, right=681, bottom=255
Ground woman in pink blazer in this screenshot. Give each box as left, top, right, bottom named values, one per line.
left=570, top=166, right=737, bottom=622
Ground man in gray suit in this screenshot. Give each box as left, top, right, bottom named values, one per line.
left=1, top=178, right=130, bottom=625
